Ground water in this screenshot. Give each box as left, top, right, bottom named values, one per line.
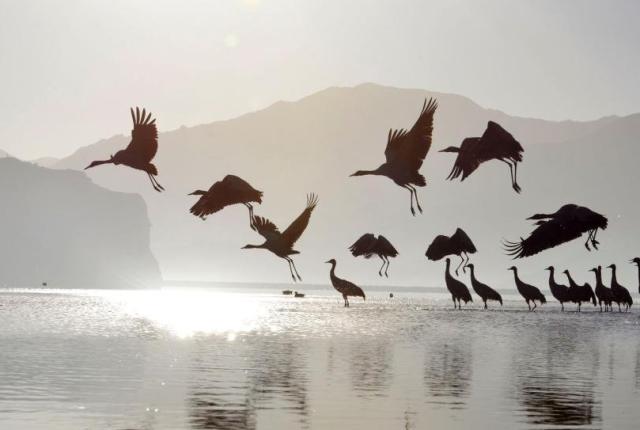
left=0, top=287, right=639, bottom=429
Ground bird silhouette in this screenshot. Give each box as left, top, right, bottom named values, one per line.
left=466, top=263, right=502, bottom=309
left=444, top=258, right=473, bottom=309
left=85, top=107, right=164, bottom=192
left=508, top=266, right=546, bottom=311
left=189, top=175, right=263, bottom=229
left=350, top=98, right=438, bottom=215
left=544, top=266, right=570, bottom=311
left=590, top=266, right=614, bottom=312
left=242, top=194, right=318, bottom=282
left=425, top=228, right=476, bottom=275
left=504, top=204, right=608, bottom=258
left=607, top=264, right=633, bottom=312
left=325, top=259, right=366, bottom=307
left=440, top=121, right=524, bottom=193
left=563, top=269, right=596, bottom=312
left=348, top=233, right=398, bottom=277
left=631, top=257, right=640, bottom=294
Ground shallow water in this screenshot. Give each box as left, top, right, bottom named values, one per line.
left=0, top=287, right=638, bottom=429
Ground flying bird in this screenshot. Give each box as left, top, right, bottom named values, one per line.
left=544, top=266, right=570, bottom=311
left=351, top=98, right=438, bottom=215
left=189, top=175, right=263, bottom=228
left=440, top=121, right=524, bottom=193
left=563, top=269, right=596, bottom=312
left=508, top=266, right=546, bottom=311
left=607, top=264, right=633, bottom=312
left=242, top=194, right=318, bottom=282
left=590, top=266, right=614, bottom=312
left=425, top=228, right=476, bottom=275
left=504, top=204, right=608, bottom=258
left=443, top=258, right=473, bottom=309
left=466, top=263, right=502, bottom=309
left=631, top=257, right=640, bottom=294
left=348, top=233, right=398, bottom=277
left=325, top=259, right=366, bottom=307
left=85, top=107, right=164, bottom=192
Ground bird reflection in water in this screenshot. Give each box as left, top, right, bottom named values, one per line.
left=424, top=342, right=472, bottom=409
left=349, top=340, right=393, bottom=398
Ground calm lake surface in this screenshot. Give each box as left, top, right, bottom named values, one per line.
left=0, top=287, right=639, bottom=429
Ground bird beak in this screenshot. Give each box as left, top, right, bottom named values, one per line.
left=324, top=260, right=331, bottom=264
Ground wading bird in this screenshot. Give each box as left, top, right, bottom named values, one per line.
left=590, top=266, right=614, bottom=312
left=351, top=98, right=438, bottom=215
left=504, top=204, right=608, bottom=258
left=189, top=175, right=263, bottom=228
left=242, top=194, right=318, bottom=282
left=349, top=234, right=398, bottom=277
left=607, top=264, right=633, bottom=312
left=466, top=264, right=502, bottom=309
left=85, top=107, right=164, bottom=192
left=563, top=269, right=596, bottom=312
left=426, top=228, right=476, bottom=275
left=325, top=259, right=366, bottom=307
left=444, top=258, right=473, bottom=309
left=508, top=266, right=546, bottom=311
left=544, top=266, right=570, bottom=311
left=631, top=258, right=640, bottom=294
left=440, top=121, right=524, bottom=193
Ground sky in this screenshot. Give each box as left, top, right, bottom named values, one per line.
left=1, top=0, right=638, bottom=160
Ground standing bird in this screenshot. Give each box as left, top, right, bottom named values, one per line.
left=350, top=98, right=438, bottom=215
left=242, top=194, right=318, bottom=282
left=466, top=264, right=502, bottom=309
left=590, top=266, right=614, bottom=312
left=504, top=204, right=608, bottom=258
left=631, top=257, right=640, bottom=294
left=325, top=259, right=366, bottom=307
left=607, top=264, right=633, bottom=312
left=85, top=107, right=164, bottom=192
left=425, top=228, right=476, bottom=275
left=544, top=266, right=571, bottom=311
left=563, top=270, right=596, bottom=312
left=189, top=175, right=263, bottom=229
left=508, top=266, right=546, bottom=311
left=443, top=258, right=473, bottom=309
left=440, top=121, right=524, bottom=193
left=348, top=234, right=398, bottom=277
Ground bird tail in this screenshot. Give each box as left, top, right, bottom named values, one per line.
left=412, top=173, right=426, bottom=187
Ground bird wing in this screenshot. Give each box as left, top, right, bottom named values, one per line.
left=451, top=228, right=476, bottom=253
left=480, top=121, right=524, bottom=157
left=281, top=193, right=318, bottom=247
left=125, top=107, right=158, bottom=162
left=425, top=235, right=452, bottom=261
left=251, top=216, right=281, bottom=241
left=349, top=233, right=377, bottom=258
left=374, top=235, right=399, bottom=257
left=384, top=98, right=437, bottom=170
left=504, top=217, right=585, bottom=258
left=445, top=137, right=484, bottom=181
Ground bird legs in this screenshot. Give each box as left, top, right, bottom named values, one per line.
left=454, top=253, right=470, bottom=276
left=584, top=228, right=600, bottom=251
left=378, top=255, right=391, bottom=277
left=285, top=257, right=302, bottom=282
left=343, top=295, right=350, bottom=307
left=147, top=173, right=165, bottom=192
left=403, top=185, right=423, bottom=216
left=245, top=203, right=256, bottom=231
left=527, top=300, right=537, bottom=311
left=501, top=160, right=521, bottom=194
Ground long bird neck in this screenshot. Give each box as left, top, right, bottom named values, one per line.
left=565, top=272, right=577, bottom=288
left=610, top=267, right=618, bottom=285
left=352, top=165, right=386, bottom=177
left=244, top=243, right=266, bottom=249
left=328, top=262, right=339, bottom=284
left=594, top=269, right=603, bottom=287
left=635, top=265, right=640, bottom=288
left=547, top=268, right=556, bottom=286
left=468, top=266, right=476, bottom=283
left=444, top=260, right=452, bottom=280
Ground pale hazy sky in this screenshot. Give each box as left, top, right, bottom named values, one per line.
left=1, top=0, right=638, bottom=160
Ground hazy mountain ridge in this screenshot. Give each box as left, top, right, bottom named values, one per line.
left=49, top=83, right=640, bottom=289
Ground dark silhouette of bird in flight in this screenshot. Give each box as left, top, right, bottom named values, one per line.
left=325, top=259, right=366, bottom=307
left=189, top=175, right=263, bottom=229
left=349, top=233, right=398, bottom=277
left=426, top=228, right=476, bottom=275
left=440, top=121, right=524, bottom=193
left=508, top=266, right=546, bottom=311
left=563, top=269, right=596, bottom=312
left=631, top=257, right=640, bottom=294
left=350, top=98, right=438, bottom=215
left=544, top=266, right=570, bottom=311
left=607, top=264, right=633, bottom=312
left=242, top=194, right=318, bottom=282
left=504, top=204, right=608, bottom=258
left=85, top=107, right=164, bottom=192
left=444, top=258, right=473, bottom=309
left=590, top=266, right=614, bottom=312
left=466, top=264, right=502, bottom=309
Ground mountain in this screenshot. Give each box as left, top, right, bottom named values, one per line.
left=31, top=156, right=59, bottom=167
left=0, top=158, right=161, bottom=288
left=51, top=83, right=640, bottom=289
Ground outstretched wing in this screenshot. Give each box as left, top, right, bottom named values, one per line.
left=252, top=216, right=281, bottom=242
left=374, top=235, right=399, bottom=257
left=384, top=98, right=437, bottom=171
left=481, top=121, right=524, bottom=159
left=281, top=193, right=318, bottom=247
left=126, top=107, right=158, bottom=162
left=425, top=235, right=452, bottom=261
left=451, top=228, right=476, bottom=253
left=349, top=233, right=377, bottom=258
left=504, top=218, right=584, bottom=258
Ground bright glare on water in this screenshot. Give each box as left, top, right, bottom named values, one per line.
left=0, top=286, right=639, bottom=429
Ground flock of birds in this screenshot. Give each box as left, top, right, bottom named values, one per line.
left=84, top=105, right=636, bottom=310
